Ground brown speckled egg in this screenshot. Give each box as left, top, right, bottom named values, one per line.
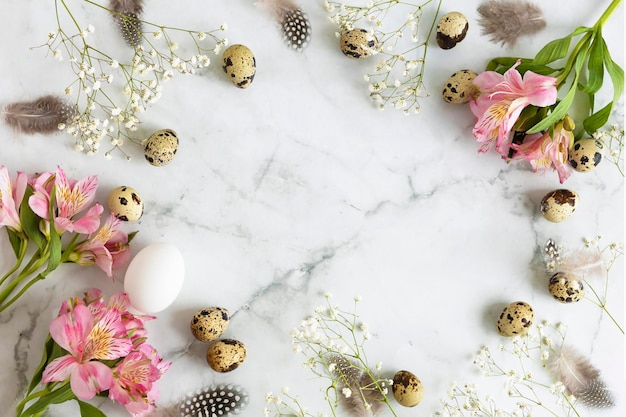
left=436, top=12, right=468, bottom=49
left=190, top=307, right=230, bottom=342
left=496, top=301, right=534, bottom=337
left=107, top=186, right=143, bottom=221
left=392, top=370, right=424, bottom=407
left=144, top=129, right=178, bottom=167
left=540, top=189, right=579, bottom=223
left=569, top=138, right=603, bottom=172
left=340, top=28, right=378, bottom=59
left=222, top=45, right=256, bottom=89
left=549, top=272, right=584, bottom=303
left=442, top=70, right=478, bottom=104
left=206, top=339, right=247, bottom=372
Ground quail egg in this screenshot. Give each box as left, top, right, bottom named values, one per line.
left=190, top=307, right=230, bottom=342
left=144, top=129, right=178, bottom=167
left=569, top=138, right=603, bottom=172
left=222, top=44, right=256, bottom=89
left=340, top=28, right=378, bottom=59
left=442, top=70, right=478, bottom=103
left=549, top=272, right=584, bottom=303
left=107, top=186, right=143, bottom=221
left=392, top=370, right=424, bottom=407
left=540, top=189, right=579, bottom=223
left=206, top=339, right=247, bottom=373
left=436, top=12, right=469, bottom=49
left=496, top=301, right=534, bottom=337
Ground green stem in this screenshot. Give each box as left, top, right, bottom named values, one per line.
left=0, top=237, right=28, bottom=287
left=0, top=248, right=50, bottom=310
left=595, top=0, right=623, bottom=28
left=0, top=272, right=51, bottom=313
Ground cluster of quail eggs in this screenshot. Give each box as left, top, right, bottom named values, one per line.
left=190, top=307, right=247, bottom=372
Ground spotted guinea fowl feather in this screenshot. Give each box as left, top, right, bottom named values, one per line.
left=109, top=0, right=144, bottom=47
left=329, top=355, right=385, bottom=417
left=257, top=0, right=312, bottom=51
left=152, top=384, right=249, bottom=417
left=2, top=95, right=75, bottom=134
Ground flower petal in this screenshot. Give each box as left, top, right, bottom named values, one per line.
left=42, top=355, right=78, bottom=383
left=49, top=304, right=94, bottom=356
left=70, top=361, right=113, bottom=400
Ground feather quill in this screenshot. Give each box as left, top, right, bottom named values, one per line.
left=109, top=0, right=144, bottom=47
left=2, top=95, right=75, bottom=135
left=477, top=0, right=546, bottom=47
left=548, top=346, right=615, bottom=408
left=257, top=0, right=312, bottom=51
left=329, top=355, right=385, bottom=417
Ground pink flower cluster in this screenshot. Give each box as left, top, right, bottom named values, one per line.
left=42, top=288, right=170, bottom=417
left=469, top=62, right=574, bottom=183
left=0, top=165, right=130, bottom=276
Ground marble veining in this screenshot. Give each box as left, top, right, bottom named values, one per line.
left=0, top=1, right=624, bottom=417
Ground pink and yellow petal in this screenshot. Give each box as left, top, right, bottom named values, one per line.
left=42, top=355, right=79, bottom=383
left=49, top=304, right=94, bottom=355
left=70, top=361, right=113, bottom=400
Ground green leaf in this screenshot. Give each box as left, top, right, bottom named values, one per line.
left=583, top=102, right=612, bottom=134
left=45, top=225, right=62, bottom=273
left=534, top=35, right=573, bottom=65
left=26, top=335, right=54, bottom=394
left=77, top=400, right=108, bottom=417
left=484, top=57, right=558, bottom=76
left=20, top=383, right=74, bottom=417
left=19, top=186, right=45, bottom=251
left=604, top=42, right=625, bottom=103
left=581, top=32, right=604, bottom=94
left=6, top=228, right=24, bottom=258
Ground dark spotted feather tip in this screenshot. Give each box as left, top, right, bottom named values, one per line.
left=109, top=0, right=144, bottom=47
left=258, top=0, right=311, bottom=51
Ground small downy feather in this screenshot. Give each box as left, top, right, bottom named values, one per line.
left=477, top=0, right=546, bottom=47
left=2, top=95, right=75, bottom=135
left=329, top=355, right=385, bottom=417
left=548, top=346, right=615, bottom=408
left=559, top=248, right=605, bottom=278
left=152, top=384, right=249, bottom=417
left=109, top=0, right=144, bottom=47
left=257, top=0, right=312, bottom=51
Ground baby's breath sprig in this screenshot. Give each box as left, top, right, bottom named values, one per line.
left=325, top=0, right=443, bottom=114
left=434, top=322, right=581, bottom=417
left=33, top=0, right=228, bottom=159
left=266, top=294, right=397, bottom=417
left=592, top=123, right=625, bottom=176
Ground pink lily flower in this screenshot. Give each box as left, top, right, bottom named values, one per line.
left=0, top=165, right=28, bottom=232
left=72, top=213, right=131, bottom=277
left=42, top=304, right=133, bottom=400
left=109, top=343, right=171, bottom=417
left=470, top=61, right=558, bottom=156
left=513, top=118, right=574, bottom=183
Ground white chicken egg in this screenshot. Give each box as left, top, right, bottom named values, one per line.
left=124, top=243, right=185, bottom=313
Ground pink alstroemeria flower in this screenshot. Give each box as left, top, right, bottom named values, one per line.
left=0, top=165, right=28, bottom=232
left=28, top=166, right=102, bottom=235
left=109, top=344, right=171, bottom=417
left=41, top=304, right=133, bottom=400
left=513, top=119, right=574, bottom=183
left=72, top=213, right=130, bottom=277
left=470, top=61, right=558, bottom=156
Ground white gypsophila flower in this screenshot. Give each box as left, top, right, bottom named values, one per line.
left=342, top=388, right=352, bottom=398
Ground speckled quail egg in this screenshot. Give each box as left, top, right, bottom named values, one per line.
left=340, top=28, right=378, bottom=59
left=540, top=189, right=579, bottom=223
left=107, top=186, right=143, bottom=221
left=392, top=370, right=424, bottom=407
left=442, top=70, right=478, bottom=104
left=206, top=339, right=247, bottom=373
left=222, top=45, right=256, bottom=89
left=569, top=138, right=603, bottom=172
left=144, top=129, right=178, bottom=167
left=436, top=12, right=469, bottom=49
left=496, top=301, right=534, bottom=337
left=549, top=272, right=585, bottom=303
left=190, top=307, right=230, bottom=342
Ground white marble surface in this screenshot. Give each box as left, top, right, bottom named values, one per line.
left=0, top=0, right=624, bottom=416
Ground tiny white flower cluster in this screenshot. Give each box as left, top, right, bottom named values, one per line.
left=267, top=295, right=397, bottom=417
left=325, top=0, right=441, bottom=114
left=37, top=2, right=228, bottom=159
left=592, top=123, right=624, bottom=176
left=435, top=322, right=582, bottom=417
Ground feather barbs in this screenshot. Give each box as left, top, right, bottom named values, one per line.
left=109, top=0, right=144, bottom=47
left=257, top=0, right=312, bottom=51
left=2, top=95, right=75, bottom=135
left=477, top=0, right=546, bottom=47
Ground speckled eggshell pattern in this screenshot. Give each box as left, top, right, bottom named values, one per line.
left=496, top=301, right=534, bottom=337
left=549, top=272, right=585, bottom=303
left=222, top=45, right=256, bottom=89
left=206, top=339, right=247, bottom=373
left=392, top=370, right=424, bottom=407
left=144, top=129, right=179, bottom=167
left=540, top=189, right=579, bottom=223
left=442, top=70, right=478, bottom=104
left=436, top=12, right=469, bottom=49
left=569, top=138, right=603, bottom=172
left=190, top=307, right=230, bottom=342
left=107, top=186, right=144, bottom=221
left=340, top=28, right=378, bottom=59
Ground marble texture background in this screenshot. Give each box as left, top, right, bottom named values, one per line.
left=0, top=1, right=623, bottom=416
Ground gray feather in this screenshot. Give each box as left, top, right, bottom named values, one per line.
left=109, top=0, right=144, bottom=47
left=2, top=95, right=75, bottom=135
left=328, top=355, right=385, bottom=417
left=477, top=0, right=546, bottom=47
